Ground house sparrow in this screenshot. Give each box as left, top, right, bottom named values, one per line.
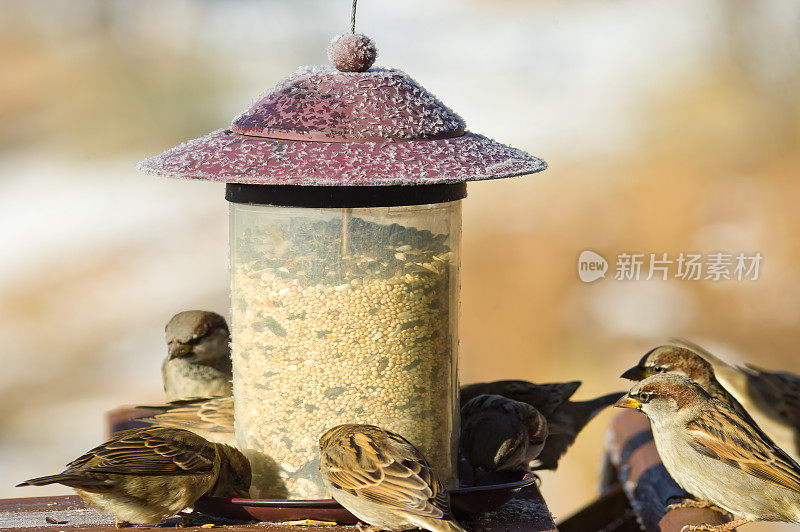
left=616, top=373, right=800, bottom=531
left=460, top=380, right=623, bottom=470
left=162, top=311, right=232, bottom=402
left=17, top=427, right=251, bottom=527
left=671, top=338, right=800, bottom=463
left=319, top=424, right=466, bottom=532
left=460, top=394, right=548, bottom=481
left=140, top=396, right=235, bottom=446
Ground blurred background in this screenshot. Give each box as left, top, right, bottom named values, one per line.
left=1, top=1, right=799, bottom=529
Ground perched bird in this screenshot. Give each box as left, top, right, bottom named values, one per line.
left=460, top=380, right=623, bottom=471
left=319, top=424, right=466, bottom=532
left=17, top=427, right=251, bottom=527
left=162, top=311, right=232, bottom=402
left=140, top=396, right=235, bottom=446
left=616, top=373, right=800, bottom=531
left=460, top=394, right=548, bottom=481
left=671, top=338, right=800, bottom=463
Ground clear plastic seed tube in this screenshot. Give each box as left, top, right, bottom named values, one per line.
left=230, top=202, right=461, bottom=498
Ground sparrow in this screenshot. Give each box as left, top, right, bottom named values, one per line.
left=162, top=311, right=232, bottom=402
left=459, top=394, right=547, bottom=481
left=17, top=427, right=251, bottom=527
left=319, top=424, right=466, bottom=532
left=616, top=373, right=800, bottom=531
left=140, top=396, right=236, bottom=446
left=460, top=380, right=624, bottom=471
left=671, top=338, right=800, bottom=463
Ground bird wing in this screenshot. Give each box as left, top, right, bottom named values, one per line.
left=742, top=364, right=800, bottom=427
left=65, top=427, right=217, bottom=476
left=143, top=397, right=234, bottom=432
left=686, top=400, right=800, bottom=493
left=137, top=397, right=214, bottom=409
left=551, top=392, right=625, bottom=432
left=460, top=380, right=580, bottom=417
left=321, top=429, right=450, bottom=520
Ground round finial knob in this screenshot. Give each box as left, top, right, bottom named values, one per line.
left=328, top=33, right=377, bottom=72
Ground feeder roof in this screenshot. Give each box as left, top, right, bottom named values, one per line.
left=137, top=34, right=546, bottom=186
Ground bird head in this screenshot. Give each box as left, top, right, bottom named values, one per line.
left=460, top=412, right=530, bottom=482
left=616, top=373, right=710, bottom=418
left=165, top=311, right=230, bottom=366
left=212, top=444, right=252, bottom=499
left=621, top=345, right=715, bottom=386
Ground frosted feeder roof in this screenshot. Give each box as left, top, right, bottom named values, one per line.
left=137, top=34, right=546, bottom=186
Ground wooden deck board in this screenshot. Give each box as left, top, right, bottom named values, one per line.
left=0, top=484, right=557, bottom=531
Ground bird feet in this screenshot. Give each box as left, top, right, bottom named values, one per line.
left=178, top=510, right=200, bottom=527
left=355, top=523, right=381, bottom=532
left=667, top=498, right=726, bottom=513
left=114, top=519, right=132, bottom=528
left=681, top=517, right=750, bottom=532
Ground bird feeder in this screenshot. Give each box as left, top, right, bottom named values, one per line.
left=138, top=34, right=546, bottom=499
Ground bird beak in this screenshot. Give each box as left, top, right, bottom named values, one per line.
left=614, top=395, right=642, bottom=409
left=620, top=366, right=651, bottom=381
left=168, top=343, right=193, bottom=359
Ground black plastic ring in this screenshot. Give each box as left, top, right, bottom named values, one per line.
left=225, top=183, right=467, bottom=208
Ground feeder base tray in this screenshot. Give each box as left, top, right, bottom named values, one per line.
left=195, top=473, right=537, bottom=524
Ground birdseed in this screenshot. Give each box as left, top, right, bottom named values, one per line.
left=230, top=207, right=459, bottom=499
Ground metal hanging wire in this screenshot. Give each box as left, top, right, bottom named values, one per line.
left=341, top=0, right=358, bottom=259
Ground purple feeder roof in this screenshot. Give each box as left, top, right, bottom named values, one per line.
left=137, top=35, right=546, bottom=186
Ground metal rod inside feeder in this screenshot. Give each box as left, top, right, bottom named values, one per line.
left=341, top=208, right=351, bottom=258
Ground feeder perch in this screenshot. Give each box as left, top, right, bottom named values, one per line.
left=138, top=34, right=547, bottom=500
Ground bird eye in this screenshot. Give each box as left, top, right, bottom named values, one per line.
left=638, top=392, right=652, bottom=402
left=653, top=365, right=666, bottom=373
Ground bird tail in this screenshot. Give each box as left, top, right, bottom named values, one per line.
left=18, top=474, right=112, bottom=492
left=17, top=474, right=73, bottom=487
left=565, top=392, right=626, bottom=430
left=431, top=519, right=468, bottom=532
left=410, top=513, right=467, bottom=532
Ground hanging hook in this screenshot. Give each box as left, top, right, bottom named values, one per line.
left=351, top=0, right=358, bottom=34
